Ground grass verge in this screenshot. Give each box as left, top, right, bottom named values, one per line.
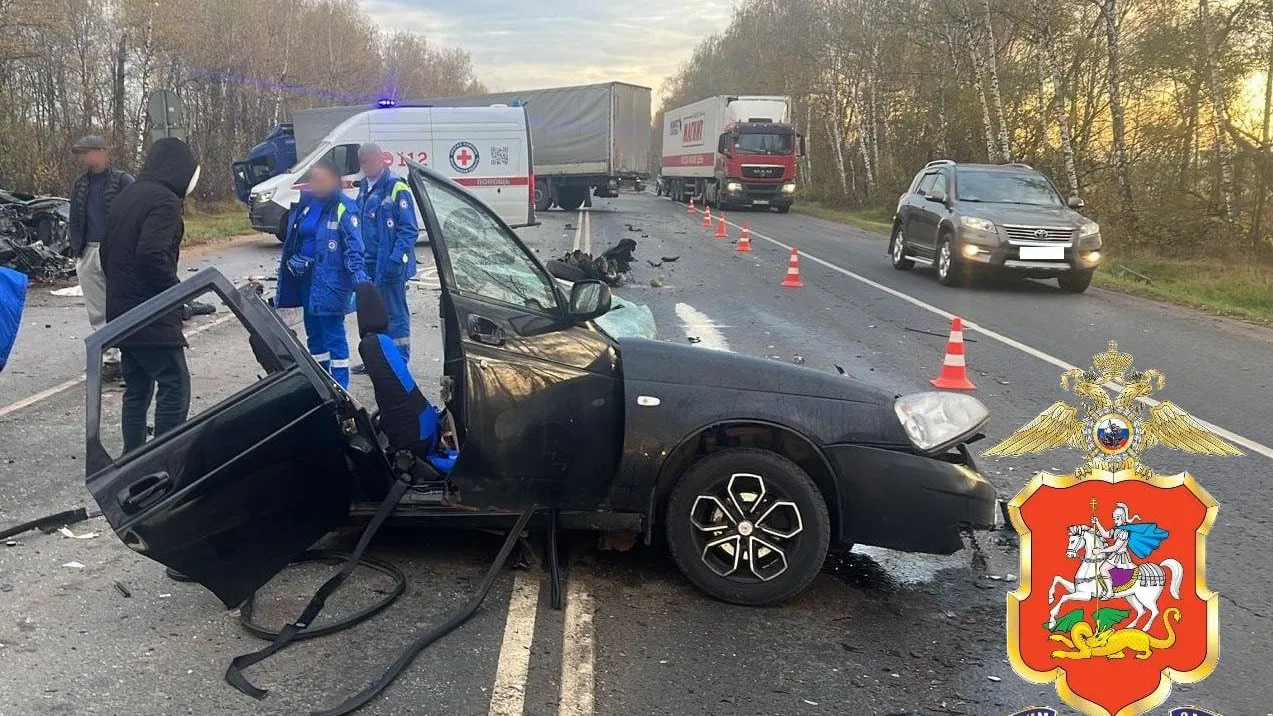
left=794, top=202, right=894, bottom=233
left=184, top=201, right=253, bottom=246
left=1094, top=256, right=1273, bottom=325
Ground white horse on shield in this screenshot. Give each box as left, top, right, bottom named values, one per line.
left=1046, top=524, right=1183, bottom=631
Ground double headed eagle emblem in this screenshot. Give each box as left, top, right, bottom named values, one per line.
left=985, top=341, right=1241, bottom=476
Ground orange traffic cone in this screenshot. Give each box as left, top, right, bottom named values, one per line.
left=930, top=317, right=977, bottom=390
left=687, top=197, right=696, bottom=214
left=715, top=215, right=729, bottom=238
left=702, top=206, right=712, bottom=228
left=781, top=247, right=804, bottom=288
left=735, top=226, right=752, bottom=252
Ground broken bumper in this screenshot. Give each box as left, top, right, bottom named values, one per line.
left=824, top=443, right=1000, bottom=555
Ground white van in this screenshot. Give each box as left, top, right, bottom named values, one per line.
left=248, top=105, right=535, bottom=240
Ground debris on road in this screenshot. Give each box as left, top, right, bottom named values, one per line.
left=660, top=255, right=679, bottom=262
left=57, top=526, right=99, bottom=539
left=792, top=354, right=805, bottom=365
left=62, top=561, right=85, bottom=569
left=687, top=336, right=701, bottom=343
left=0, top=189, right=74, bottom=280
left=50, top=285, right=83, bottom=297
left=647, top=260, right=662, bottom=268
left=114, top=581, right=132, bottom=598
left=548, top=239, right=638, bottom=286
left=0, top=506, right=90, bottom=540
left=649, top=277, right=664, bottom=288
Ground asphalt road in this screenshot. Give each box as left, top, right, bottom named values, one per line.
left=1, top=191, right=1270, bottom=716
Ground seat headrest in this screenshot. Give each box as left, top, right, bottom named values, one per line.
left=356, top=283, right=389, bottom=335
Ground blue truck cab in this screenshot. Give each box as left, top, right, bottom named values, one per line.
left=231, top=123, right=296, bottom=204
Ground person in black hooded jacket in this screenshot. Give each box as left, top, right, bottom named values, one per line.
left=102, top=137, right=201, bottom=452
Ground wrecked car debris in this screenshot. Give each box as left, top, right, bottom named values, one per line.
left=547, top=238, right=638, bottom=286
left=0, top=190, right=74, bottom=280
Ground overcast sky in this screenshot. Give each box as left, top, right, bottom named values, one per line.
left=363, top=0, right=734, bottom=103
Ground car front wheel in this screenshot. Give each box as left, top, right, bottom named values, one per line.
left=889, top=226, right=914, bottom=270
left=1058, top=270, right=1094, bottom=294
left=666, top=448, right=831, bottom=606
left=936, top=235, right=962, bottom=286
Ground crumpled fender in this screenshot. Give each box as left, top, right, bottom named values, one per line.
left=0, top=267, right=28, bottom=373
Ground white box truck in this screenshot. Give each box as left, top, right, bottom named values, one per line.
left=247, top=105, right=533, bottom=240
left=660, top=95, right=803, bottom=213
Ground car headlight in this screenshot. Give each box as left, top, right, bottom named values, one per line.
left=781, top=183, right=796, bottom=194
left=1078, top=221, right=1100, bottom=238
left=254, top=190, right=275, bottom=203
left=894, top=392, right=990, bottom=453
left=725, top=182, right=742, bottom=193
left=959, top=215, right=996, bottom=233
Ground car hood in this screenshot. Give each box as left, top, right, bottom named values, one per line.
left=617, top=337, right=893, bottom=405
left=960, top=203, right=1087, bottom=227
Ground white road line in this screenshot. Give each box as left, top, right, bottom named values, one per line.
left=571, top=210, right=585, bottom=251
left=582, top=209, right=592, bottom=254
left=674, top=303, right=731, bottom=352
left=558, top=574, right=596, bottom=716
left=0, top=311, right=237, bottom=419
left=488, top=570, right=541, bottom=716
left=702, top=208, right=1273, bottom=462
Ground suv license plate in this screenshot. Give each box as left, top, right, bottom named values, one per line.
left=1020, top=246, right=1064, bottom=260
left=753, top=200, right=770, bottom=206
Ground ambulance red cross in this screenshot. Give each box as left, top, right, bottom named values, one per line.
left=449, top=141, right=479, bottom=173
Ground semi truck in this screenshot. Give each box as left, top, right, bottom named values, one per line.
left=660, top=95, right=803, bottom=212
left=234, top=82, right=652, bottom=212
left=230, top=123, right=296, bottom=203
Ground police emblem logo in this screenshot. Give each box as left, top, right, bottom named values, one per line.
left=449, top=141, right=480, bottom=173
left=987, top=342, right=1239, bottom=716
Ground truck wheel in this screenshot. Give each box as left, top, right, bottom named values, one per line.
left=666, top=448, right=831, bottom=606
left=534, top=180, right=552, bottom=212
left=557, top=187, right=586, bottom=211
left=776, top=205, right=791, bottom=214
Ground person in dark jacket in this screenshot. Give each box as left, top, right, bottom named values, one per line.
left=102, top=137, right=201, bottom=452
left=69, top=135, right=134, bottom=382
left=276, top=158, right=369, bottom=389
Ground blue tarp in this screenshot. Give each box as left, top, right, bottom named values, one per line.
left=0, top=267, right=28, bottom=373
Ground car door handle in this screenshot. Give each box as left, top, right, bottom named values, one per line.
left=118, top=472, right=173, bottom=514
left=467, top=315, right=505, bottom=346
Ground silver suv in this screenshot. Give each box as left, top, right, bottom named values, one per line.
left=888, top=161, right=1102, bottom=293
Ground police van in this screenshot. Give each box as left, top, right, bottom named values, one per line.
left=248, top=104, right=535, bottom=240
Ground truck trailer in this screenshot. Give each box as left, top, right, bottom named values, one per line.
left=660, top=95, right=803, bottom=212
left=237, top=82, right=652, bottom=212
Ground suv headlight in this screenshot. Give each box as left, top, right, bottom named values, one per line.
left=1078, top=221, right=1100, bottom=238
left=959, top=215, right=996, bottom=233
left=781, top=183, right=796, bottom=194
left=894, top=392, right=990, bottom=453
left=254, top=190, right=275, bottom=203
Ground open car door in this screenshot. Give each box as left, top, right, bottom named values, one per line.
left=404, top=162, right=624, bottom=511
left=84, top=270, right=357, bottom=608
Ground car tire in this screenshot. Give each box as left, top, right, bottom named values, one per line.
left=1058, top=269, right=1094, bottom=294
left=666, top=448, right=831, bottom=606
left=776, top=205, right=791, bottom=214
left=557, top=188, right=586, bottom=212
left=534, top=180, right=553, bottom=212
left=275, top=216, right=288, bottom=243
left=936, top=234, right=962, bottom=286
left=889, top=226, right=915, bottom=270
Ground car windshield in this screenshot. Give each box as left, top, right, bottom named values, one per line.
left=289, top=141, right=330, bottom=173
left=735, top=133, right=793, bottom=155
left=955, top=169, right=1062, bottom=206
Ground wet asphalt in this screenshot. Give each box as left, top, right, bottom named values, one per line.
left=1, top=190, right=1270, bottom=716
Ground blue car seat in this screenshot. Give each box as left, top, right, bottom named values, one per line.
left=355, top=283, right=457, bottom=475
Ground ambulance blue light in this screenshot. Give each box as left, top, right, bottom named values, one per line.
left=376, top=98, right=397, bottom=109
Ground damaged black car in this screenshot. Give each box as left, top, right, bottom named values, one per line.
left=0, top=189, right=74, bottom=279
left=83, top=163, right=1002, bottom=611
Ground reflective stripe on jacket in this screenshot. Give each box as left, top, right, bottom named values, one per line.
left=357, top=172, right=418, bottom=282
left=277, top=194, right=369, bottom=315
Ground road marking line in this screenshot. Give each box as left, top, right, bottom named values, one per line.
left=0, top=311, right=237, bottom=419
left=558, top=573, right=595, bottom=716
left=488, top=570, right=540, bottom=716
left=699, top=207, right=1273, bottom=462
left=674, top=303, right=731, bottom=352
left=582, top=209, right=592, bottom=254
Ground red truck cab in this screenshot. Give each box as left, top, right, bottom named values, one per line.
left=715, top=122, right=803, bottom=212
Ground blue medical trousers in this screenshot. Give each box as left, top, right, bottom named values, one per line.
left=301, top=281, right=350, bottom=388
left=379, top=279, right=411, bottom=362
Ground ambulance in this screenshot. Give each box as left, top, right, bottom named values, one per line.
left=247, top=104, right=535, bottom=240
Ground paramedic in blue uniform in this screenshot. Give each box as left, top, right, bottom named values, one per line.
left=276, top=158, right=369, bottom=389
left=354, top=143, right=418, bottom=369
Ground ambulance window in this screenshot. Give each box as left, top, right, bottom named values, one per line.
left=325, top=144, right=361, bottom=176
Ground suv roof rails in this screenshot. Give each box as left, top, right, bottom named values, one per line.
left=924, top=159, right=955, bottom=168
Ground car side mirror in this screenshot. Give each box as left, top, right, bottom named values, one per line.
left=926, top=189, right=948, bottom=204
left=568, top=280, right=612, bottom=322
left=1068, top=196, right=1085, bottom=209
left=717, top=134, right=730, bottom=155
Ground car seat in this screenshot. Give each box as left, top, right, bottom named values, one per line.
left=354, top=282, right=458, bottom=475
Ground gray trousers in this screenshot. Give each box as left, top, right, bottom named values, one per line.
left=76, top=243, right=120, bottom=365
